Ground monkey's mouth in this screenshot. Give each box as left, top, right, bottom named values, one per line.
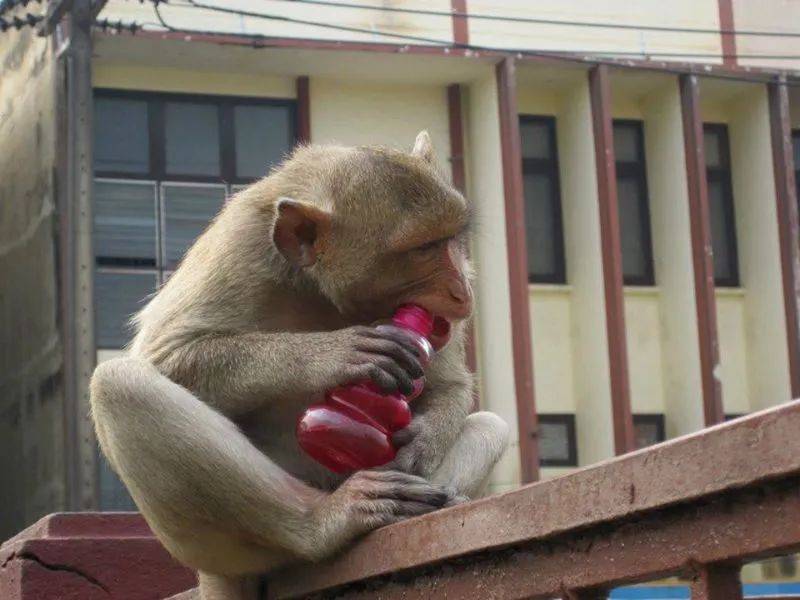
left=429, top=316, right=451, bottom=351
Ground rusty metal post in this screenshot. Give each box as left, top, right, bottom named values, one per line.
left=690, top=563, right=743, bottom=600
left=61, top=0, right=98, bottom=509
left=567, top=588, right=608, bottom=599
left=447, top=83, right=480, bottom=407
left=588, top=63, right=635, bottom=455
left=768, top=77, right=800, bottom=400
left=679, top=73, right=724, bottom=426
left=496, top=56, right=540, bottom=483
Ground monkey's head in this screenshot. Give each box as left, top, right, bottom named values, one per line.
left=270, top=131, right=473, bottom=337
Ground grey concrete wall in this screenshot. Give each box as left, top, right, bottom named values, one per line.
left=0, top=23, right=66, bottom=540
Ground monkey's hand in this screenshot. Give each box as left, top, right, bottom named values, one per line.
left=310, top=470, right=453, bottom=556
left=389, top=416, right=449, bottom=478
left=308, top=326, right=425, bottom=396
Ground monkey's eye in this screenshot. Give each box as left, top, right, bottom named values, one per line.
left=411, top=238, right=447, bottom=255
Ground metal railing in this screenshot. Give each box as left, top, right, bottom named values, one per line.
left=266, top=399, right=800, bottom=599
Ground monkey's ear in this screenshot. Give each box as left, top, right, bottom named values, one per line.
left=412, top=130, right=435, bottom=164
left=273, top=198, right=331, bottom=268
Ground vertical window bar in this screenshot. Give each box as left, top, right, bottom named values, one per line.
left=219, top=101, right=237, bottom=184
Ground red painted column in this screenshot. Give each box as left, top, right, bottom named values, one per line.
left=769, top=78, right=800, bottom=399
left=496, top=57, right=540, bottom=483
left=451, top=0, right=468, bottom=46
left=680, top=74, right=725, bottom=426
left=447, top=83, right=479, bottom=389
left=690, top=563, right=743, bottom=600
left=0, top=513, right=195, bottom=600
left=717, top=0, right=737, bottom=67
left=296, top=76, right=311, bottom=144
left=588, top=64, right=635, bottom=455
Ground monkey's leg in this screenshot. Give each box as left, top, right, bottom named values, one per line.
left=197, top=572, right=260, bottom=600
left=428, top=411, right=510, bottom=499
left=90, top=357, right=451, bottom=576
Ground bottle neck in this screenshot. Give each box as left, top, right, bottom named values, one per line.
left=391, top=304, right=434, bottom=341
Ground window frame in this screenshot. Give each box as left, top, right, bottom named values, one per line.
left=613, top=119, right=656, bottom=287
left=519, top=114, right=567, bottom=285
left=792, top=129, right=800, bottom=220
left=632, top=413, right=666, bottom=449
left=93, top=88, right=298, bottom=185
left=703, top=122, right=740, bottom=288
left=537, top=413, right=578, bottom=467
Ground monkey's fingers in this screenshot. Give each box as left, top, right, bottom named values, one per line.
left=363, top=470, right=453, bottom=506
left=371, top=325, right=427, bottom=359
left=351, top=357, right=415, bottom=395
left=355, top=335, right=424, bottom=379
left=356, top=499, right=442, bottom=518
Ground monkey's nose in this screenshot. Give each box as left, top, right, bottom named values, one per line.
left=448, top=279, right=469, bottom=305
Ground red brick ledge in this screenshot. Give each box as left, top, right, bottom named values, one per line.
left=0, top=512, right=194, bottom=600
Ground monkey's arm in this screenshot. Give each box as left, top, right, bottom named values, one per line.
left=390, top=327, right=474, bottom=478
left=154, top=326, right=424, bottom=417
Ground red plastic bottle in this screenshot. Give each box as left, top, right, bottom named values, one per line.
left=296, top=304, right=437, bottom=474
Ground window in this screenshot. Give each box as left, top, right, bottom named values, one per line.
left=519, top=116, right=566, bottom=283
left=725, top=413, right=746, bottom=421
left=537, top=414, right=577, bottom=467
left=793, top=130, right=800, bottom=217
left=93, top=90, right=296, bottom=349
left=93, top=90, right=296, bottom=509
left=633, top=414, right=665, bottom=449
left=703, top=124, right=739, bottom=287
left=613, top=120, right=655, bottom=286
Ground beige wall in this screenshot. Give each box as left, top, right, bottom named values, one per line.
left=93, top=64, right=296, bottom=98
left=309, top=79, right=451, bottom=176
left=640, top=77, right=706, bottom=437
left=728, top=85, right=792, bottom=411
left=99, top=0, right=800, bottom=72
left=100, top=0, right=455, bottom=44
left=733, top=0, right=800, bottom=70
left=469, top=0, right=721, bottom=61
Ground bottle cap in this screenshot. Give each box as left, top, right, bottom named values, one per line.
left=392, top=304, right=434, bottom=339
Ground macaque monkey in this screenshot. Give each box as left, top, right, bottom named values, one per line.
left=90, top=131, right=509, bottom=599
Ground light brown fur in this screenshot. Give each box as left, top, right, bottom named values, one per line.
left=90, top=132, right=509, bottom=600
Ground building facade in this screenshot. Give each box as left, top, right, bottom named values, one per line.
left=3, top=0, right=800, bottom=593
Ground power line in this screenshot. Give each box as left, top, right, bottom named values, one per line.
left=263, top=0, right=800, bottom=40
left=161, top=0, right=800, bottom=63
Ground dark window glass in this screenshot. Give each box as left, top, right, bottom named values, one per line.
left=94, top=97, right=149, bottom=174
left=98, top=455, right=137, bottom=510
left=234, top=104, right=294, bottom=178
left=520, top=119, right=553, bottom=159
left=793, top=131, right=800, bottom=218
left=633, top=414, right=666, bottom=449
left=162, top=184, right=227, bottom=269
left=93, top=181, right=157, bottom=267
left=94, top=271, right=157, bottom=348
left=165, top=102, right=221, bottom=176
left=538, top=414, right=577, bottom=467
left=613, top=120, right=654, bottom=286
left=703, top=124, right=739, bottom=287
left=519, top=116, right=566, bottom=284
left=725, top=413, right=746, bottom=421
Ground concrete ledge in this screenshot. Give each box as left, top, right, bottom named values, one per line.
left=267, top=399, right=800, bottom=598
left=0, top=512, right=194, bottom=600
